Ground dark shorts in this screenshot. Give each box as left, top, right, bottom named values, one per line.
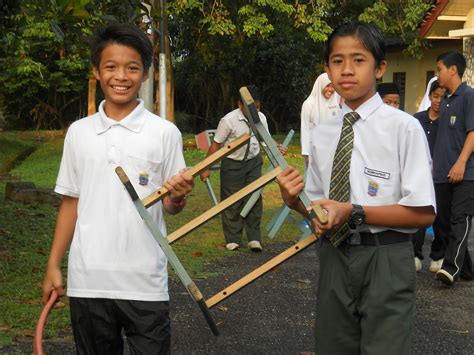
left=70, top=297, right=170, bottom=355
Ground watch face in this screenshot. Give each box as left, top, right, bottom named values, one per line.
left=352, top=214, right=364, bottom=225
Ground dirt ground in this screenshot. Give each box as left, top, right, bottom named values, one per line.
left=2, top=237, right=473, bottom=354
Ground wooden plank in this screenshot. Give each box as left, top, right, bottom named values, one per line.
left=142, top=134, right=251, bottom=208
left=167, top=166, right=283, bottom=244
left=205, top=233, right=319, bottom=309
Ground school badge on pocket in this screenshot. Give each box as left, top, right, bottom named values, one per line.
left=450, top=115, right=457, bottom=126
left=139, top=172, right=149, bottom=186
left=368, top=180, right=378, bottom=197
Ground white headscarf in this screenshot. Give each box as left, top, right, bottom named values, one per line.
left=300, top=73, right=341, bottom=155
left=417, top=76, right=437, bottom=112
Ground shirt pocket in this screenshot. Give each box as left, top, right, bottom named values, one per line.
left=362, top=165, right=398, bottom=202
left=125, top=154, right=163, bottom=194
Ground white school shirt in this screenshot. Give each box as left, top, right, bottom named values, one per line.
left=213, top=108, right=269, bottom=161
left=306, top=93, right=436, bottom=234
left=55, top=100, right=185, bottom=301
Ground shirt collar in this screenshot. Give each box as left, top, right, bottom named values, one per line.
left=450, top=81, right=467, bottom=97
left=94, top=99, right=146, bottom=134
left=238, top=108, right=249, bottom=122
left=341, top=93, right=383, bottom=121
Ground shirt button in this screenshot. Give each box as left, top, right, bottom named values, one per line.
left=447, top=104, right=450, bottom=107
left=427, top=131, right=431, bottom=134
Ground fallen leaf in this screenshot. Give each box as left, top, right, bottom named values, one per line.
left=216, top=245, right=226, bottom=251
left=196, top=276, right=208, bottom=280
left=192, top=252, right=203, bottom=257
left=23, top=330, right=35, bottom=338
left=54, top=301, right=66, bottom=308
left=271, top=267, right=282, bottom=273
left=297, top=279, right=311, bottom=284
left=441, top=328, right=469, bottom=334
left=217, top=305, right=228, bottom=312
left=32, top=266, right=40, bottom=273
left=0, top=325, right=11, bottom=331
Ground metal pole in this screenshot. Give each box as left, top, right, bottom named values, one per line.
left=159, top=0, right=166, bottom=119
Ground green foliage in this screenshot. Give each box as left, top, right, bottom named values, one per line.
left=0, top=0, right=145, bottom=130
left=359, top=0, right=432, bottom=59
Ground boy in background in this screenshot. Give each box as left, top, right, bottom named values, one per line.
left=42, top=23, right=194, bottom=354
left=412, top=80, right=446, bottom=272
left=432, top=51, right=474, bottom=286
left=277, top=21, right=435, bottom=354
left=200, top=85, right=287, bottom=252
left=377, top=82, right=401, bottom=109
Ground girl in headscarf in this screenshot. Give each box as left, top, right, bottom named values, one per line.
left=417, top=76, right=437, bottom=112
left=300, top=73, right=341, bottom=167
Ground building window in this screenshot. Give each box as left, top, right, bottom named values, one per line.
left=393, top=72, right=406, bottom=111
left=426, top=71, right=435, bottom=88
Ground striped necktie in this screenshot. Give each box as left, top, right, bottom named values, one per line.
left=327, top=111, right=360, bottom=247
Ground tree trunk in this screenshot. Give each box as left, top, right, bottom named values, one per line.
left=165, top=33, right=174, bottom=122
left=87, top=70, right=97, bottom=115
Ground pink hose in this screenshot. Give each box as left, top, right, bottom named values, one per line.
left=33, top=290, right=58, bottom=355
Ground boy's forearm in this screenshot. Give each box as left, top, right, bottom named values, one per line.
left=47, top=196, right=78, bottom=268
left=364, top=204, right=435, bottom=228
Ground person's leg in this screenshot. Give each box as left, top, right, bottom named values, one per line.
left=430, top=183, right=451, bottom=262
left=316, top=239, right=360, bottom=355
left=243, top=155, right=263, bottom=244
left=220, top=158, right=246, bottom=245
left=412, top=228, right=425, bottom=260
left=359, top=242, right=416, bottom=355
left=69, top=297, right=123, bottom=355
left=118, top=300, right=170, bottom=355
left=440, top=181, right=474, bottom=282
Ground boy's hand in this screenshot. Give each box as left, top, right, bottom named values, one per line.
left=448, top=160, right=465, bottom=183
left=276, top=166, right=304, bottom=209
left=311, top=199, right=352, bottom=235
left=277, top=143, right=288, bottom=156
left=42, top=265, right=64, bottom=303
left=200, top=169, right=211, bottom=182
left=165, top=168, right=194, bottom=201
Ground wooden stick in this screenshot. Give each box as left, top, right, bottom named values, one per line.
left=142, top=134, right=251, bottom=208
left=167, top=166, right=283, bottom=244
left=205, top=233, right=319, bottom=309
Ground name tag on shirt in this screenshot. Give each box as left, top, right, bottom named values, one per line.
left=364, top=167, right=390, bottom=180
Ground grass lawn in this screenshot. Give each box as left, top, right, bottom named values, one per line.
left=0, top=130, right=305, bottom=346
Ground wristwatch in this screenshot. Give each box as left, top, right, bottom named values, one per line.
left=348, top=204, right=365, bottom=229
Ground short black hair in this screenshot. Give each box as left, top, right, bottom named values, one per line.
left=324, top=21, right=386, bottom=67
left=436, top=51, right=466, bottom=78
left=239, top=84, right=261, bottom=102
left=429, top=80, right=441, bottom=95
left=90, top=23, right=153, bottom=72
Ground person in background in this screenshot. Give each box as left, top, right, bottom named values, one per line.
left=418, top=76, right=438, bottom=112
left=377, top=82, right=401, bottom=109
left=432, top=51, right=474, bottom=286
left=300, top=73, right=341, bottom=167
left=412, top=79, right=446, bottom=272
left=200, top=85, right=287, bottom=252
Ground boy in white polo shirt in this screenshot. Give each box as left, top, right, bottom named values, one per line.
left=42, top=23, right=194, bottom=354
left=277, top=21, right=436, bottom=354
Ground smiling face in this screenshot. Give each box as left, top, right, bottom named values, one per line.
left=93, top=43, right=149, bottom=120
left=325, top=36, right=386, bottom=111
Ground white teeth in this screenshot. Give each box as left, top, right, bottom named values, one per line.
left=112, top=86, right=129, bottom=91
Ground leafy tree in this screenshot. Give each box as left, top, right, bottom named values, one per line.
left=0, top=0, right=144, bottom=129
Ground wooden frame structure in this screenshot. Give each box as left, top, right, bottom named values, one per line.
left=116, top=87, right=328, bottom=335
